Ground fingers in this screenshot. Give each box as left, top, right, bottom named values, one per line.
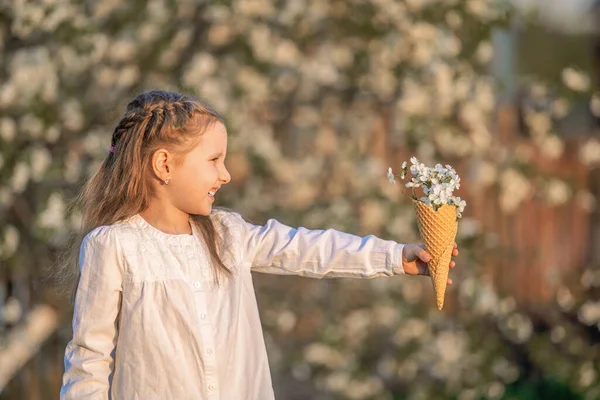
left=415, top=243, right=458, bottom=259
left=407, top=244, right=457, bottom=279
left=417, top=249, right=456, bottom=271
left=418, top=249, right=456, bottom=267
left=452, top=242, right=459, bottom=257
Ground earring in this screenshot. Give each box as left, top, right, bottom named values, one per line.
left=164, top=179, right=170, bottom=185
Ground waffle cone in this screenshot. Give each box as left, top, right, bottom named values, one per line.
left=412, top=199, right=458, bottom=310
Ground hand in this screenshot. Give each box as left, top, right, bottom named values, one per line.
left=401, top=242, right=458, bottom=285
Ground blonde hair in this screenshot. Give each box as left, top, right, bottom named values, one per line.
left=52, top=90, right=233, bottom=303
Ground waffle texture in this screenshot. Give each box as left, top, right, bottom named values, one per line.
left=412, top=199, right=458, bottom=310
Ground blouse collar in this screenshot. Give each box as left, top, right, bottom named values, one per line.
left=130, top=214, right=198, bottom=243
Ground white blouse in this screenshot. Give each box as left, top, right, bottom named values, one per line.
left=60, top=209, right=405, bottom=400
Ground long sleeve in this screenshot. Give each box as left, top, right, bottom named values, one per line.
left=234, top=214, right=405, bottom=279
left=60, top=226, right=124, bottom=400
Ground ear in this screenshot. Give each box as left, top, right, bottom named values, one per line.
left=150, top=148, right=172, bottom=182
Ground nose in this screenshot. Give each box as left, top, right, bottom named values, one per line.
left=219, top=164, right=231, bottom=185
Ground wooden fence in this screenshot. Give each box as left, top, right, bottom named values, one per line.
left=462, top=138, right=591, bottom=308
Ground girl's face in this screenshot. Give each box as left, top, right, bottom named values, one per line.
left=168, top=121, right=231, bottom=216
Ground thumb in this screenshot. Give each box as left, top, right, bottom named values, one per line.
left=403, top=244, right=431, bottom=263
left=417, top=248, right=431, bottom=263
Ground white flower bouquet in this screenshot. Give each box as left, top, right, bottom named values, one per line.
left=388, top=157, right=466, bottom=218
left=387, top=157, right=467, bottom=310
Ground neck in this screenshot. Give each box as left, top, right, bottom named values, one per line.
left=139, top=202, right=192, bottom=235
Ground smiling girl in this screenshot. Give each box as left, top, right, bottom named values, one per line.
left=59, top=90, right=458, bottom=400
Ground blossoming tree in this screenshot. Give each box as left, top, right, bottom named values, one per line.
left=0, top=0, right=598, bottom=398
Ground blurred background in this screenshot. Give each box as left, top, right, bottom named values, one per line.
left=0, top=0, right=599, bottom=399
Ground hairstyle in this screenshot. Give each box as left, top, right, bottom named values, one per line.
left=52, top=90, right=233, bottom=303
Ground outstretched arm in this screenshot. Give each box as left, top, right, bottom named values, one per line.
left=222, top=211, right=458, bottom=283
left=237, top=215, right=404, bottom=279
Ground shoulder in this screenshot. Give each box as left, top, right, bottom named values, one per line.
left=78, top=224, right=126, bottom=271
left=82, top=220, right=130, bottom=251
left=84, top=224, right=116, bottom=243
left=209, top=208, right=247, bottom=231
left=78, top=224, right=128, bottom=278
left=208, top=209, right=249, bottom=258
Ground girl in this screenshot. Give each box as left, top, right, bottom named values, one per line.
left=59, top=90, right=458, bottom=400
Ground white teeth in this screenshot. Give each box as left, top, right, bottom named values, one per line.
left=208, top=191, right=215, bottom=197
